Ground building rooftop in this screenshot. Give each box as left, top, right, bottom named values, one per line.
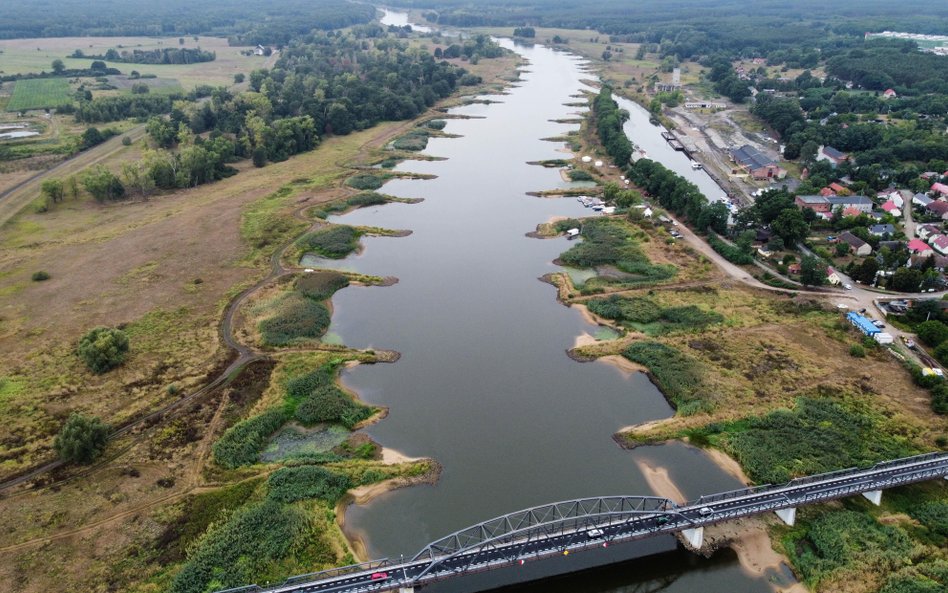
left=732, top=144, right=777, bottom=171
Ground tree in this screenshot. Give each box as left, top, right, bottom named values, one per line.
left=130, top=82, right=150, bottom=94
left=65, top=176, right=81, bottom=200
left=800, top=256, right=825, bottom=286
left=82, top=166, right=125, bottom=202
left=54, top=413, right=110, bottom=464
left=696, top=202, right=729, bottom=234
left=122, top=161, right=155, bottom=197
left=834, top=242, right=850, bottom=257
left=252, top=146, right=267, bottom=167
left=851, top=257, right=879, bottom=284
left=917, top=320, right=948, bottom=348
left=234, top=73, right=245, bottom=84
left=754, top=190, right=796, bottom=225
left=78, top=326, right=129, bottom=373
left=51, top=58, right=65, bottom=74
left=771, top=208, right=809, bottom=246
left=889, top=267, right=922, bottom=292
left=40, top=178, right=64, bottom=204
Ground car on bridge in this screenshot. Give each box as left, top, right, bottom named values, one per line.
left=586, top=528, right=604, bottom=538
left=698, top=506, right=714, bottom=515
left=371, top=572, right=389, bottom=581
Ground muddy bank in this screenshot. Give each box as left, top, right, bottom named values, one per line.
left=336, top=458, right=442, bottom=561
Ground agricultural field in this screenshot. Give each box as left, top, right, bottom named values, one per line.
left=6, top=78, right=72, bottom=111
left=0, top=35, right=267, bottom=89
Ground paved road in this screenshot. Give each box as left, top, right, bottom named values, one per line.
left=244, top=453, right=948, bottom=593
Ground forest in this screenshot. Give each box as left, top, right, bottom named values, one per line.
left=388, top=0, right=948, bottom=60
left=0, top=0, right=375, bottom=43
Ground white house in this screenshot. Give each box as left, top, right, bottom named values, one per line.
left=931, top=234, right=948, bottom=256
left=826, top=267, right=842, bottom=285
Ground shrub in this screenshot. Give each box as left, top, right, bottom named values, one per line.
left=31, top=271, right=50, bottom=281
left=54, top=413, right=110, bottom=464
left=567, top=169, right=594, bottom=181
left=285, top=368, right=333, bottom=401
left=296, top=225, right=361, bottom=259
left=294, top=385, right=373, bottom=429
left=623, top=342, right=709, bottom=413
left=850, top=344, right=866, bottom=358
left=392, top=129, right=429, bottom=151
left=425, top=119, right=447, bottom=130
left=724, top=397, right=915, bottom=484
left=708, top=235, right=754, bottom=264
left=917, top=320, right=948, bottom=348
left=267, top=466, right=351, bottom=503
left=168, top=500, right=321, bottom=593
left=345, top=174, right=385, bottom=190
left=77, top=326, right=130, bottom=373
left=121, top=136, right=132, bottom=146
left=258, top=294, right=331, bottom=346
left=346, top=192, right=388, bottom=208
left=559, top=218, right=676, bottom=284
left=295, top=271, right=349, bottom=301
left=212, top=408, right=289, bottom=468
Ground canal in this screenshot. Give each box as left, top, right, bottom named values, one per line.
left=315, top=12, right=780, bottom=593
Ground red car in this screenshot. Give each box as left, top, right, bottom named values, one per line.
left=371, top=572, right=389, bottom=581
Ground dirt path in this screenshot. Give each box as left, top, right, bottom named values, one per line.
left=0, top=123, right=147, bottom=228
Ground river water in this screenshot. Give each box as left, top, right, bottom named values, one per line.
left=322, top=14, right=773, bottom=592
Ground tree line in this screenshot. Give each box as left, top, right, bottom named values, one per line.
left=593, top=86, right=633, bottom=166
left=0, top=0, right=375, bottom=43
left=73, top=47, right=216, bottom=65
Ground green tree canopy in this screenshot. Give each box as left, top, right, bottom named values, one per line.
left=77, top=326, right=130, bottom=373
left=54, top=413, right=110, bottom=464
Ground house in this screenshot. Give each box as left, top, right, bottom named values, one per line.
left=869, top=224, right=896, bottom=237
left=829, top=182, right=848, bottom=194
left=883, top=88, right=898, bottom=99
left=917, top=224, right=941, bottom=240
left=926, top=200, right=948, bottom=220
left=839, top=231, right=872, bottom=256
left=881, top=200, right=901, bottom=216
left=817, top=145, right=849, bottom=168
left=795, top=194, right=831, bottom=214
left=879, top=189, right=904, bottom=208
left=914, top=193, right=934, bottom=207
left=930, top=234, right=948, bottom=255
left=730, top=144, right=787, bottom=179
left=932, top=183, right=948, bottom=197
left=878, top=240, right=904, bottom=252
left=828, top=195, right=873, bottom=214
left=826, top=266, right=842, bottom=285
left=820, top=187, right=835, bottom=197
left=788, top=262, right=802, bottom=275
left=908, top=239, right=935, bottom=257
left=910, top=254, right=948, bottom=271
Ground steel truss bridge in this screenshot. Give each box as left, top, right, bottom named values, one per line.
left=218, top=452, right=948, bottom=593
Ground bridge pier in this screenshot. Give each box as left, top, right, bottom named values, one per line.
left=681, top=527, right=704, bottom=549
left=775, top=507, right=796, bottom=526
left=399, top=588, right=415, bottom=593
left=862, top=490, right=883, bottom=506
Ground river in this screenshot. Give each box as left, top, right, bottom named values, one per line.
left=319, top=13, right=776, bottom=593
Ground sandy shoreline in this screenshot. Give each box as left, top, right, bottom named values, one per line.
left=635, top=448, right=807, bottom=593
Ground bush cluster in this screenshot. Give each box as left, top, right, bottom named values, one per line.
left=296, top=225, right=361, bottom=259
left=722, top=397, right=915, bottom=484
left=392, top=129, right=429, bottom=151
left=622, top=341, right=709, bottom=414
left=77, top=326, right=130, bottom=373
left=559, top=218, right=676, bottom=283
left=345, top=174, right=385, bottom=190
left=258, top=293, right=331, bottom=346
left=588, top=295, right=722, bottom=333
left=267, top=466, right=351, bottom=503
left=295, top=271, right=349, bottom=301
left=212, top=408, right=290, bottom=468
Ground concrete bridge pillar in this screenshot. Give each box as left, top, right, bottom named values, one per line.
left=398, top=588, right=414, bottom=593
left=775, top=507, right=796, bottom=526
left=681, top=527, right=704, bottom=549
left=862, top=490, right=883, bottom=506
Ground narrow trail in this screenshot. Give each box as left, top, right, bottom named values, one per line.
left=0, top=107, right=429, bottom=504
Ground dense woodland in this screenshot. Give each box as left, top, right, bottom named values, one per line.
left=389, top=0, right=948, bottom=60
left=0, top=0, right=375, bottom=44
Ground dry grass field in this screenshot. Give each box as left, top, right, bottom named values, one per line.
left=0, top=35, right=266, bottom=89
